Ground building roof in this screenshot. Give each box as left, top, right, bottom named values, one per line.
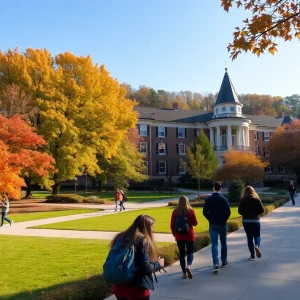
left=136, top=106, right=293, bottom=128
left=135, top=107, right=212, bottom=123
left=214, top=68, right=241, bottom=106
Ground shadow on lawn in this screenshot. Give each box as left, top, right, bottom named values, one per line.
left=5, top=274, right=112, bottom=300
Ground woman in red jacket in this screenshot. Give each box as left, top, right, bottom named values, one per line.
left=170, top=195, right=198, bottom=279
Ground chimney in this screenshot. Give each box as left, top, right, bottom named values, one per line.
left=173, top=103, right=179, bottom=111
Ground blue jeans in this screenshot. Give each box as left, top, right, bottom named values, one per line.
left=1, top=212, right=11, bottom=226
left=290, top=192, right=296, bottom=205
left=177, top=241, right=194, bottom=272
left=243, top=221, right=261, bottom=258
left=119, top=201, right=125, bottom=211
left=209, top=224, right=228, bottom=265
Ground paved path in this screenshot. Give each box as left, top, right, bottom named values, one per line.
left=144, top=194, right=300, bottom=300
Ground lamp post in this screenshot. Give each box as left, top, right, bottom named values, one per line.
left=74, top=177, right=77, bottom=193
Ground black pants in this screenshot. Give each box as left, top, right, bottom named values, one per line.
left=176, top=240, right=194, bottom=273
left=117, top=297, right=149, bottom=300
left=290, top=192, right=296, bottom=205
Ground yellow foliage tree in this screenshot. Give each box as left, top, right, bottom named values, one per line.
left=215, top=149, right=269, bottom=182
left=0, top=49, right=138, bottom=194
left=221, top=0, right=300, bottom=59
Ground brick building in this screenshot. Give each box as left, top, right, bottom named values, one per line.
left=135, top=68, right=296, bottom=182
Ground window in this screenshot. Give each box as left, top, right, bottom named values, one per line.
left=216, top=108, right=218, bottom=113
left=232, top=129, right=237, bottom=146
left=265, top=164, right=272, bottom=173
left=144, top=161, right=148, bottom=174
left=279, top=164, right=286, bottom=173
left=158, top=143, right=166, bottom=155
left=255, top=146, right=259, bottom=156
left=140, top=142, right=148, bottom=154
left=158, top=161, right=166, bottom=174
left=265, top=149, right=270, bottom=157
left=254, top=131, right=258, bottom=140
left=263, top=147, right=266, bottom=156
left=230, top=107, right=234, bottom=112
left=178, top=161, right=186, bottom=174
left=178, top=144, right=186, bottom=155
left=221, top=128, right=227, bottom=146
left=264, top=132, right=270, bottom=141
left=139, top=125, right=148, bottom=136
left=222, top=107, right=226, bottom=112
left=178, top=128, right=186, bottom=138
left=158, top=127, right=166, bottom=137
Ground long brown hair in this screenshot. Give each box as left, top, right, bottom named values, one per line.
left=110, top=214, right=157, bottom=261
left=175, top=195, right=192, bottom=216
left=242, top=186, right=259, bottom=199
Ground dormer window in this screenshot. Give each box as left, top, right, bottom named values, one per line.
left=230, top=107, right=234, bottom=112
left=222, top=107, right=226, bottom=112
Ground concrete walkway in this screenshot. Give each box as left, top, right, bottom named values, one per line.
left=148, top=194, right=300, bottom=300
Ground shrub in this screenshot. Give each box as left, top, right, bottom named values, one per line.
left=46, top=194, right=84, bottom=203
left=227, top=217, right=243, bottom=232
left=278, top=191, right=288, bottom=195
left=194, top=232, right=210, bottom=251
left=228, top=180, right=245, bottom=203
left=83, top=196, right=105, bottom=204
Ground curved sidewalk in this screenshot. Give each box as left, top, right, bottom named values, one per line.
left=147, top=195, right=300, bottom=300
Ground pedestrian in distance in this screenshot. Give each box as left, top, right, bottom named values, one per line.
left=170, top=195, right=198, bottom=279
left=108, top=214, right=165, bottom=300
left=0, top=193, right=13, bottom=227
left=203, top=182, right=231, bottom=273
left=115, top=189, right=126, bottom=212
left=119, top=189, right=126, bottom=211
left=238, top=186, right=265, bottom=261
left=288, top=181, right=296, bottom=206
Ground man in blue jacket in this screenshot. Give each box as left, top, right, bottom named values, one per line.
left=203, top=182, right=231, bottom=272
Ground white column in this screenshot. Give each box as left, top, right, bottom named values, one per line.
left=242, top=127, right=245, bottom=147
left=246, top=127, right=250, bottom=147
left=210, top=127, right=214, bottom=146
left=216, top=126, right=221, bottom=147
left=227, top=125, right=232, bottom=149
left=238, top=127, right=242, bottom=146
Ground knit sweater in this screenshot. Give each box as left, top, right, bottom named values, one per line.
left=238, top=196, right=265, bottom=220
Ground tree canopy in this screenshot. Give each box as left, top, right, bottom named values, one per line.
left=215, top=149, right=268, bottom=182
left=268, top=120, right=300, bottom=183
left=222, top=0, right=300, bottom=59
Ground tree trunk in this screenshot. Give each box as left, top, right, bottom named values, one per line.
left=197, top=179, right=200, bottom=198
left=52, top=182, right=61, bottom=195
left=24, top=176, right=32, bottom=198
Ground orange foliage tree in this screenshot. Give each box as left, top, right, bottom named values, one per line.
left=268, top=120, right=300, bottom=183
left=222, top=0, right=300, bottom=59
left=0, top=115, right=55, bottom=199
left=215, top=149, right=268, bottom=182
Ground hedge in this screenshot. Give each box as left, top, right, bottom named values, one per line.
left=39, top=197, right=289, bottom=300
left=46, top=194, right=85, bottom=203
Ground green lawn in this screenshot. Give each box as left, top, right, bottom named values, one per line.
left=0, top=235, right=169, bottom=299
left=32, top=191, right=193, bottom=202
left=33, top=206, right=240, bottom=233
left=9, top=209, right=100, bottom=223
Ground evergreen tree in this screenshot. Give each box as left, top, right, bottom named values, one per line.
left=183, top=130, right=218, bottom=195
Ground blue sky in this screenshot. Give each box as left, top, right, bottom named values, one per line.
left=1, top=0, right=299, bottom=97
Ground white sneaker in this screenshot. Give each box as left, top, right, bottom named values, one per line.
left=249, top=256, right=255, bottom=261
left=10, top=221, right=13, bottom=226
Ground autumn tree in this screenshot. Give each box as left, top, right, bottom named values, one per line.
left=96, top=128, right=148, bottom=189
left=183, top=130, right=218, bottom=195
left=268, top=120, right=300, bottom=183
left=222, top=0, right=300, bottom=59
left=0, top=115, right=55, bottom=199
left=0, top=49, right=137, bottom=194
left=215, top=149, right=268, bottom=182
left=284, top=94, right=300, bottom=118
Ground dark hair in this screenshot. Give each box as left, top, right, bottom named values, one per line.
left=110, top=214, right=157, bottom=261
left=213, top=182, right=222, bottom=191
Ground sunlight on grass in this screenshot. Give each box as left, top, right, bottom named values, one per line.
left=33, top=207, right=240, bottom=233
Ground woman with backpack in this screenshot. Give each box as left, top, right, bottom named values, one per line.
left=110, top=214, right=164, bottom=300
left=238, top=186, right=265, bottom=261
left=170, top=195, right=198, bottom=279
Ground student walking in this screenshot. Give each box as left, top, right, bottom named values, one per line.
left=119, top=189, right=126, bottom=211
left=203, top=182, right=231, bottom=272
left=110, top=215, right=164, bottom=300
left=0, top=193, right=13, bottom=227
left=170, top=195, right=198, bottom=279
left=115, top=189, right=125, bottom=212
left=288, top=181, right=296, bottom=206
left=238, top=186, right=265, bottom=261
